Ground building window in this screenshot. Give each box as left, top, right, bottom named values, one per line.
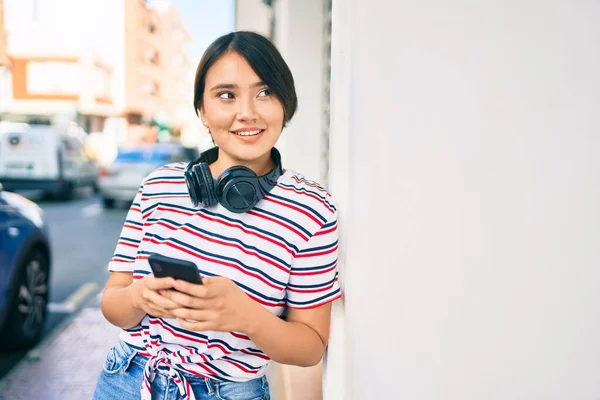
left=127, top=113, right=142, bottom=125
left=150, top=82, right=160, bottom=97
left=149, top=51, right=160, bottom=65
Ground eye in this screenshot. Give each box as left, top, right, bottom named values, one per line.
left=218, top=92, right=234, bottom=99
left=257, top=88, right=272, bottom=97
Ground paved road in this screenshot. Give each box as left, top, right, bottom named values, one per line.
left=0, top=188, right=128, bottom=379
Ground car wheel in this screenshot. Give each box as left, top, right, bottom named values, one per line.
left=55, top=182, right=74, bottom=201
left=0, top=250, right=49, bottom=351
left=102, top=197, right=115, bottom=209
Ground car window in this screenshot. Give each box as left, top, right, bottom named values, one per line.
left=183, top=147, right=199, bottom=161
left=116, top=148, right=174, bottom=164
left=61, top=137, right=88, bottom=159
left=168, top=149, right=188, bottom=163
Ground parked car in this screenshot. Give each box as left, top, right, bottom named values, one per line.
left=98, top=143, right=196, bottom=208
left=0, top=121, right=98, bottom=200
left=0, top=183, right=51, bottom=351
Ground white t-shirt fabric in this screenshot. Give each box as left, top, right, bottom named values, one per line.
left=108, top=162, right=341, bottom=386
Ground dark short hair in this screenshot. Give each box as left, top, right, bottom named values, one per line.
left=193, top=31, right=298, bottom=126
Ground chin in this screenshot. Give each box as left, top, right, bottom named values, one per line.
left=220, top=136, right=278, bottom=162
left=223, top=144, right=273, bottom=162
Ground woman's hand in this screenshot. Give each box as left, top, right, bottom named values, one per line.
left=160, top=276, right=260, bottom=333
left=130, top=275, right=181, bottom=319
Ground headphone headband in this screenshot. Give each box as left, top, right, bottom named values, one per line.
left=196, top=147, right=282, bottom=182
left=184, top=147, right=283, bottom=213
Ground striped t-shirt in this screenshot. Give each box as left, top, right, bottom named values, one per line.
left=108, top=162, right=341, bottom=386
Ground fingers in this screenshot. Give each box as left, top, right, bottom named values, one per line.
left=145, top=276, right=175, bottom=290
left=199, top=276, right=219, bottom=285
left=200, top=276, right=230, bottom=286
left=173, top=308, right=215, bottom=322
left=143, top=288, right=180, bottom=310
left=146, top=304, right=174, bottom=319
left=160, top=289, right=213, bottom=309
left=172, top=280, right=215, bottom=298
left=176, top=318, right=214, bottom=332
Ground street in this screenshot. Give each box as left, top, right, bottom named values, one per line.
left=0, top=188, right=128, bottom=379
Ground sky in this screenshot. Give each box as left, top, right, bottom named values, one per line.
left=167, top=0, right=236, bottom=64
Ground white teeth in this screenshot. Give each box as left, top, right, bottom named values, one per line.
left=233, top=129, right=262, bottom=136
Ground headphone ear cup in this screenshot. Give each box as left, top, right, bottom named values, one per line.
left=185, top=162, right=218, bottom=208
left=217, top=166, right=261, bottom=213
left=197, top=163, right=218, bottom=207
left=184, top=164, right=201, bottom=207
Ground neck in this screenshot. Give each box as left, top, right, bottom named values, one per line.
left=210, top=148, right=275, bottom=177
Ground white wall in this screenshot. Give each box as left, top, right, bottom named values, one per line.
left=235, top=0, right=272, bottom=37
left=273, top=0, right=326, bottom=183
left=323, top=0, right=351, bottom=397
left=327, top=1, right=600, bottom=399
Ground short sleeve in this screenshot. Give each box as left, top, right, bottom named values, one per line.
left=286, top=212, right=342, bottom=309
left=107, top=183, right=145, bottom=272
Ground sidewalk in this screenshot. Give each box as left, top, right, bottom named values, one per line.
left=0, top=303, right=322, bottom=400
left=0, top=304, right=119, bottom=400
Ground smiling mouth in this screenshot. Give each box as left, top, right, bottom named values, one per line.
left=231, top=129, right=264, bottom=137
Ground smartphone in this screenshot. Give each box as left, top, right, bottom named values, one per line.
left=147, top=254, right=202, bottom=284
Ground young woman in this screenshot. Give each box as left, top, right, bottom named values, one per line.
left=93, top=31, right=341, bottom=400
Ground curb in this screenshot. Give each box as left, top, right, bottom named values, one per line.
left=0, top=288, right=101, bottom=393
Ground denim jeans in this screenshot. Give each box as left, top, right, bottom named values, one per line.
left=93, top=340, right=270, bottom=400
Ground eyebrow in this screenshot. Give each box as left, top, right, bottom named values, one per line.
left=209, top=81, right=267, bottom=91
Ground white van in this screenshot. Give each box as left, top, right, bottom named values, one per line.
left=0, top=121, right=98, bottom=200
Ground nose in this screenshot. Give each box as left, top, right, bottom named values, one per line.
left=236, top=96, right=258, bottom=122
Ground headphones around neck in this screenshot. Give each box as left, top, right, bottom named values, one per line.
left=184, top=147, right=283, bottom=213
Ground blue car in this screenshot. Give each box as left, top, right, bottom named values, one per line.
left=0, top=183, right=51, bottom=350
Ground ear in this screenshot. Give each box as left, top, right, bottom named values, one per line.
left=196, top=102, right=208, bottom=127
left=200, top=116, right=210, bottom=130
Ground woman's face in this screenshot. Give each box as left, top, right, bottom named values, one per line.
left=200, top=51, right=284, bottom=172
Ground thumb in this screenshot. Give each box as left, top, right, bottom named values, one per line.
left=201, top=276, right=224, bottom=285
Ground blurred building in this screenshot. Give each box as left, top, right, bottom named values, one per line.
left=1, top=0, right=114, bottom=132
left=0, top=0, right=9, bottom=66
left=1, top=0, right=195, bottom=144
left=149, top=0, right=196, bottom=137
